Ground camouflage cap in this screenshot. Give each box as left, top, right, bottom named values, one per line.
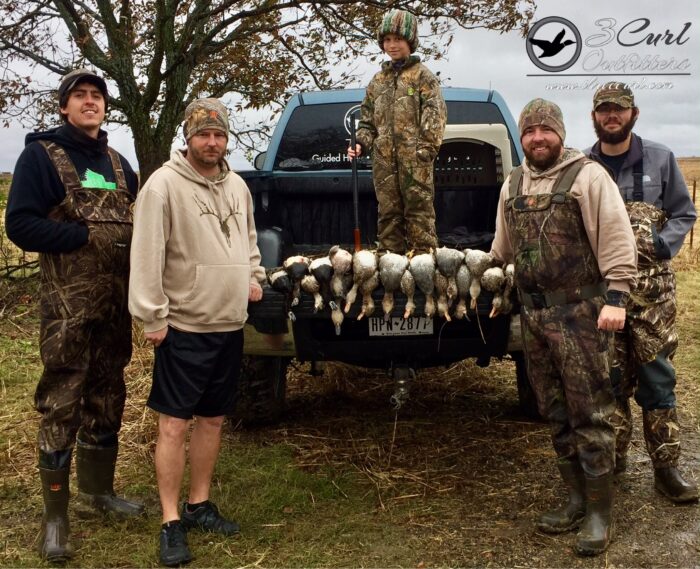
left=518, top=98, right=566, bottom=142
left=377, top=9, right=419, bottom=53
left=593, top=82, right=635, bottom=110
left=58, top=68, right=108, bottom=103
left=183, top=98, right=229, bottom=140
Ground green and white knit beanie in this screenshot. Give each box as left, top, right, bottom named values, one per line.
left=377, top=9, right=419, bottom=53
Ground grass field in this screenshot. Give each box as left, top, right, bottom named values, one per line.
left=0, top=165, right=698, bottom=566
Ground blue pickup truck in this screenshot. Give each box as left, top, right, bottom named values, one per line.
left=235, top=87, right=533, bottom=423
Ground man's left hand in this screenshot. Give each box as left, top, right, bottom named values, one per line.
left=598, top=305, right=626, bottom=331
left=249, top=282, right=263, bottom=302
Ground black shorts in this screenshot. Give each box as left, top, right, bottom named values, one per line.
left=147, top=327, right=244, bottom=419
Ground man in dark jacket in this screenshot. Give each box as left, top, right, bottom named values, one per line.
left=586, top=82, right=698, bottom=503
left=5, top=68, right=143, bottom=563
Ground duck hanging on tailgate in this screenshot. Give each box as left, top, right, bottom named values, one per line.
left=345, top=249, right=378, bottom=314
left=454, top=263, right=472, bottom=320
left=464, top=249, right=493, bottom=310
left=409, top=252, right=436, bottom=318
left=329, top=245, right=353, bottom=334
left=283, top=255, right=310, bottom=307
left=309, top=256, right=334, bottom=310
left=480, top=266, right=506, bottom=318
left=379, top=252, right=409, bottom=321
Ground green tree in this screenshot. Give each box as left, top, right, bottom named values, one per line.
left=0, top=0, right=533, bottom=180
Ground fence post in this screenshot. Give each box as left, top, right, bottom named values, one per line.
left=691, top=178, right=696, bottom=249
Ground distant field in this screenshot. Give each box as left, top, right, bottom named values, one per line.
left=679, top=157, right=700, bottom=187
left=677, top=158, right=700, bottom=254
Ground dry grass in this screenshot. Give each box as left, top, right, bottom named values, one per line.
left=678, top=157, right=700, bottom=253
left=678, top=157, right=700, bottom=184
left=0, top=164, right=698, bottom=566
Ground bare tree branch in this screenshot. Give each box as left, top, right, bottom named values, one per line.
left=0, top=0, right=534, bottom=179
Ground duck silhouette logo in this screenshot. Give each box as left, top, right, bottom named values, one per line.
left=526, top=16, right=582, bottom=73
left=343, top=104, right=361, bottom=135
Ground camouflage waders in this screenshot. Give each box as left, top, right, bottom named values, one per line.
left=374, top=151, right=438, bottom=255
left=357, top=57, right=445, bottom=255
left=35, top=141, right=134, bottom=453
left=506, top=157, right=615, bottom=477
left=610, top=201, right=682, bottom=470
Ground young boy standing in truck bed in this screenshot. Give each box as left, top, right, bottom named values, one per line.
left=347, top=9, right=446, bottom=255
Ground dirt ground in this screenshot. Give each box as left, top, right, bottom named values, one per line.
left=254, top=355, right=700, bottom=568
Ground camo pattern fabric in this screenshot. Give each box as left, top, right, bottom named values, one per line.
left=504, top=157, right=603, bottom=294
left=612, top=201, right=677, bottom=382
left=356, top=57, right=446, bottom=254
left=609, top=394, right=633, bottom=465
left=521, top=298, right=616, bottom=477
left=374, top=158, right=439, bottom=254
left=35, top=142, right=133, bottom=452
left=642, top=408, right=681, bottom=468
left=517, top=98, right=566, bottom=143
left=593, top=82, right=635, bottom=109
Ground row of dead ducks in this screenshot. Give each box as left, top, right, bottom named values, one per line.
left=268, top=246, right=515, bottom=334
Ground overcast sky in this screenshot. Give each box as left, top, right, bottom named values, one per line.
left=0, top=0, right=697, bottom=172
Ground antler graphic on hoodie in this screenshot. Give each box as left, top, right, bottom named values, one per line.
left=193, top=194, right=238, bottom=246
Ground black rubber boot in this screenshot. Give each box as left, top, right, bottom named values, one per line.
left=642, top=408, right=699, bottom=503
left=537, top=461, right=586, bottom=533
left=575, top=474, right=614, bottom=556
left=76, top=442, right=144, bottom=519
left=654, top=467, right=699, bottom=503
left=38, top=467, right=74, bottom=562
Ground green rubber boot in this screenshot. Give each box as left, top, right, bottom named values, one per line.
left=537, top=461, right=586, bottom=533
left=76, top=442, right=144, bottom=519
left=38, top=467, right=74, bottom=562
left=575, top=474, right=614, bottom=556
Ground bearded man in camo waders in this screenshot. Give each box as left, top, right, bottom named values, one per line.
left=491, top=99, right=638, bottom=555
left=5, top=69, right=143, bottom=563
left=586, top=82, right=698, bottom=503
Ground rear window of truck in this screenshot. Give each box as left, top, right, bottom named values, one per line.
left=274, top=101, right=511, bottom=171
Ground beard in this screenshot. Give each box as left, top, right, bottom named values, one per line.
left=189, top=145, right=225, bottom=168
left=593, top=112, right=638, bottom=144
left=524, top=139, right=563, bottom=171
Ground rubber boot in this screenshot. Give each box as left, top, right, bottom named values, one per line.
left=76, top=442, right=144, bottom=518
left=654, top=467, right=699, bottom=503
left=38, top=468, right=74, bottom=562
left=537, top=461, right=586, bottom=533
left=643, top=408, right=698, bottom=503
left=610, top=397, right=632, bottom=474
left=575, top=474, right=614, bottom=556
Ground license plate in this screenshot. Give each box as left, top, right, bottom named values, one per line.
left=368, top=316, right=434, bottom=337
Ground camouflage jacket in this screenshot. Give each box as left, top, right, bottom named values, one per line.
left=356, top=56, right=446, bottom=166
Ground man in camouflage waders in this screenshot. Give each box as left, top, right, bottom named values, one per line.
left=586, top=82, right=698, bottom=503
left=5, top=69, right=143, bottom=563
left=347, top=8, right=446, bottom=255
left=491, top=99, right=637, bottom=555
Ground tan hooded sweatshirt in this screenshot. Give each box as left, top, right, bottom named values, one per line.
left=491, top=149, right=637, bottom=294
left=129, top=149, right=265, bottom=333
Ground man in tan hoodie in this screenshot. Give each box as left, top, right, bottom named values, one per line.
left=129, top=98, right=265, bottom=567
left=491, top=99, right=637, bottom=556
